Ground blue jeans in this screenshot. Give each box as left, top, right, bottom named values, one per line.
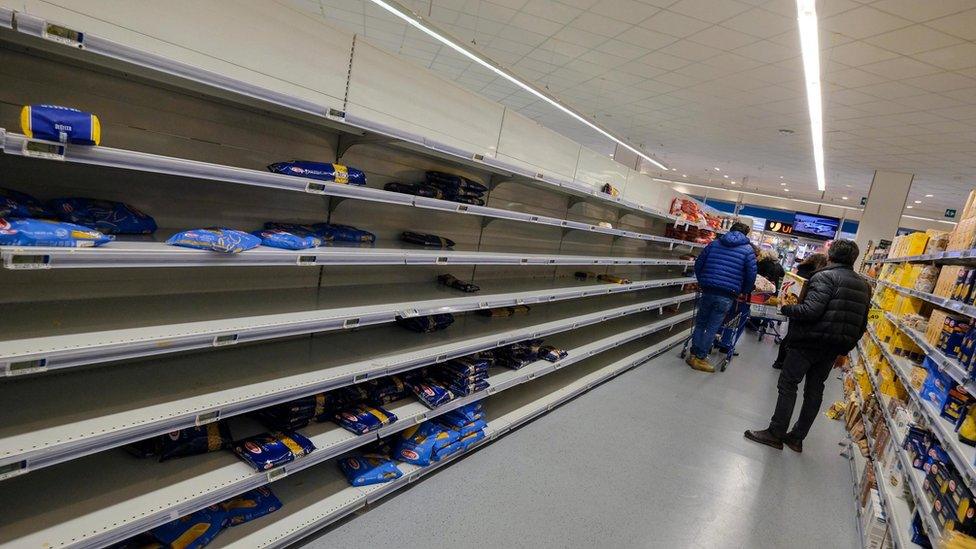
left=691, top=293, right=734, bottom=359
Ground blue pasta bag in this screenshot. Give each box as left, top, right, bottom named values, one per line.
left=396, top=313, right=455, bottom=333
left=232, top=430, right=316, bottom=471
left=438, top=403, right=485, bottom=429
left=150, top=505, right=227, bottom=549
left=267, top=161, right=366, bottom=186
left=166, top=228, right=261, bottom=253
left=457, top=428, right=486, bottom=450
left=159, top=423, right=232, bottom=462
left=442, top=378, right=489, bottom=396
left=538, top=345, right=569, bottom=362
left=338, top=454, right=402, bottom=486
left=48, top=197, right=157, bottom=234
left=322, top=223, right=376, bottom=244
left=394, top=422, right=459, bottom=466
left=0, top=218, right=113, bottom=247
left=252, top=228, right=321, bottom=250
left=432, top=439, right=464, bottom=462
left=21, top=104, right=101, bottom=145
left=410, top=380, right=456, bottom=409
left=454, top=418, right=487, bottom=438
left=425, top=171, right=488, bottom=194
left=0, top=187, right=51, bottom=219
left=221, top=486, right=282, bottom=526
left=334, top=404, right=398, bottom=435
left=367, top=376, right=409, bottom=405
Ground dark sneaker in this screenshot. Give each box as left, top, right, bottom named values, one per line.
left=744, top=429, right=783, bottom=450
left=784, top=435, right=803, bottom=453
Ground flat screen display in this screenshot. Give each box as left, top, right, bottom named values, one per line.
left=792, top=213, right=840, bottom=240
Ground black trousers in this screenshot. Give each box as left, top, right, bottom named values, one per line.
left=768, top=346, right=839, bottom=440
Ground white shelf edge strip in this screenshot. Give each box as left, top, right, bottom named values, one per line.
left=882, top=311, right=976, bottom=396
left=0, top=293, right=695, bottom=477
left=0, top=276, right=695, bottom=375
left=866, top=327, right=976, bottom=494
left=0, top=239, right=697, bottom=270
left=877, top=280, right=976, bottom=319
left=2, top=318, right=692, bottom=549
left=217, top=330, right=690, bottom=549
left=1, top=14, right=688, bottom=226
left=866, top=250, right=976, bottom=265
left=0, top=132, right=704, bottom=250
left=855, top=345, right=942, bottom=547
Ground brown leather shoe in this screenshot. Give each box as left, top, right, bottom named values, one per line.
left=744, top=429, right=783, bottom=450
left=685, top=355, right=715, bottom=373
left=784, top=434, right=803, bottom=453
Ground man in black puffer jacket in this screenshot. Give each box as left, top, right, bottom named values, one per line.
left=745, top=240, right=871, bottom=452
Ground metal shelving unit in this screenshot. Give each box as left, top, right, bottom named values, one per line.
left=876, top=280, right=976, bottom=319
left=209, top=330, right=687, bottom=549
left=866, top=250, right=976, bottom=265
left=0, top=275, right=694, bottom=375
left=0, top=131, right=706, bottom=249
left=882, top=311, right=975, bottom=395
left=0, top=317, right=691, bottom=549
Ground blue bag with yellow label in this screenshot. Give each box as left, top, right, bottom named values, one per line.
left=149, top=504, right=227, bottom=549
left=21, top=105, right=101, bottom=145
left=0, top=218, right=113, bottom=247
left=48, top=197, right=157, bottom=234
left=393, top=421, right=458, bottom=466
left=338, top=454, right=403, bottom=486
left=410, top=379, right=456, bottom=409
left=232, top=430, right=316, bottom=472
left=221, top=486, right=282, bottom=526
left=166, top=228, right=262, bottom=254
left=457, top=427, right=486, bottom=450
left=334, top=404, right=398, bottom=435
left=158, top=423, right=232, bottom=462
left=267, top=161, right=366, bottom=186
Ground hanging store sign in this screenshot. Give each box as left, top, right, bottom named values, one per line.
left=764, top=220, right=794, bottom=235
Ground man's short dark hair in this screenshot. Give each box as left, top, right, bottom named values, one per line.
left=828, top=239, right=859, bottom=266
left=730, top=221, right=750, bottom=235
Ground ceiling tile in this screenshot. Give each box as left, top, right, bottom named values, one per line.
left=859, top=57, right=942, bottom=80
left=553, top=25, right=608, bottom=47
left=864, top=25, right=962, bottom=56
left=870, top=0, right=974, bottom=22
left=656, top=39, right=723, bottom=61
left=521, top=0, right=584, bottom=23
left=588, top=0, right=662, bottom=22
left=639, top=9, right=711, bottom=38
left=596, top=38, right=651, bottom=59
left=509, top=12, right=566, bottom=35
left=914, top=43, right=976, bottom=71
left=821, top=6, right=912, bottom=40
left=732, top=39, right=797, bottom=63
left=615, top=25, right=680, bottom=49
left=637, top=50, right=694, bottom=70
left=667, top=0, right=751, bottom=24
left=688, top=25, right=758, bottom=50
left=925, top=8, right=976, bottom=40
left=569, top=11, right=632, bottom=36
left=720, top=7, right=794, bottom=38
left=828, top=40, right=900, bottom=67
left=902, top=72, right=976, bottom=92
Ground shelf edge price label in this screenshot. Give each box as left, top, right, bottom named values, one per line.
left=43, top=22, right=85, bottom=48
left=0, top=460, right=28, bottom=481
left=867, top=308, right=883, bottom=323
left=23, top=139, right=66, bottom=160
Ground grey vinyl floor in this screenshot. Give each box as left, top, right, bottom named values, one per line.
left=301, top=333, right=860, bottom=549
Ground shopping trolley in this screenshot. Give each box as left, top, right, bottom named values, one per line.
left=679, top=294, right=751, bottom=372
left=748, top=292, right=787, bottom=343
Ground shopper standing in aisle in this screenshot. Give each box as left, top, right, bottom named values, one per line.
left=757, top=249, right=786, bottom=289
left=771, top=253, right=827, bottom=370
left=745, top=241, right=870, bottom=451
left=686, top=222, right=757, bottom=373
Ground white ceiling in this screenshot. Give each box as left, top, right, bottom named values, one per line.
left=287, top=0, right=976, bottom=220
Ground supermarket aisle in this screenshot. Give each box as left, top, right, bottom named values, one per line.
left=305, top=335, right=858, bottom=549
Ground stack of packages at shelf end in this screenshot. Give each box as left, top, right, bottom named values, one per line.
left=409, top=357, right=489, bottom=409
left=666, top=197, right=720, bottom=244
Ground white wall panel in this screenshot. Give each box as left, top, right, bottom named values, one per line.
left=346, top=39, right=506, bottom=159
left=622, top=171, right=664, bottom=210
left=496, top=109, right=581, bottom=182
left=5, top=0, right=350, bottom=111
left=574, top=146, right=629, bottom=194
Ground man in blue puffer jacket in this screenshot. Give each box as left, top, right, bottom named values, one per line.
left=687, top=222, right=758, bottom=372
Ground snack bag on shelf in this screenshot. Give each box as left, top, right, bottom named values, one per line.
left=166, top=228, right=261, bottom=253
left=48, top=197, right=157, bottom=234
left=0, top=218, right=113, bottom=247
left=221, top=486, right=282, bottom=526
left=21, top=104, right=101, bottom=145
left=0, top=187, right=53, bottom=219
left=232, top=430, right=316, bottom=471
left=149, top=504, right=227, bottom=549
left=267, top=160, right=366, bottom=185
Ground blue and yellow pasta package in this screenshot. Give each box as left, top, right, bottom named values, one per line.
left=267, top=161, right=366, bottom=186
left=166, top=228, right=262, bottom=254
left=232, top=430, right=316, bottom=471
left=48, top=197, right=157, bottom=234
left=409, top=379, right=456, bottom=409
left=0, top=187, right=52, bottom=219
left=149, top=505, right=227, bottom=549
left=393, top=421, right=459, bottom=466
left=338, top=453, right=402, bottom=486
left=251, top=228, right=321, bottom=250
left=0, top=218, right=113, bottom=247
left=334, top=404, right=398, bottom=435
left=21, top=104, right=101, bottom=145
left=221, top=486, right=282, bottom=526
left=159, top=423, right=232, bottom=462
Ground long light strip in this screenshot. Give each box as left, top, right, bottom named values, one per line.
left=654, top=178, right=958, bottom=225
left=367, top=0, right=668, bottom=171
left=797, top=0, right=826, bottom=192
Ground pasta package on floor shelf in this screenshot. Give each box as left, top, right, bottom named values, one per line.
left=48, top=198, right=157, bottom=234
left=0, top=187, right=52, bottom=219
left=338, top=450, right=403, bottom=486
left=166, top=228, right=261, bottom=253
left=438, top=273, right=480, bottom=293
left=0, top=218, right=113, bottom=247
left=396, top=313, right=454, bottom=333
left=21, top=104, right=101, bottom=145
left=267, top=160, right=366, bottom=185
left=334, top=404, right=398, bottom=435
left=232, top=430, right=316, bottom=471
left=252, top=228, right=321, bottom=250
left=221, top=486, right=282, bottom=526
left=149, top=504, right=227, bottom=549
left=401, top=230, right=455, bottom=248
left=394, top=421, right=459, bottom=466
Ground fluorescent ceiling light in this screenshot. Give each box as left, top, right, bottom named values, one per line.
left=925, top=194, right=933, bottom=197
left=903, top=214, right=957, bottom=225
left=797, top=0, right=826, bottom=192
left=367, top=0, right=668, bottom=171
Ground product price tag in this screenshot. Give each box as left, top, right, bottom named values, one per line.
left=195, top=410, right=220, bottom=427
left=2, top=358, right=48, bottom=376
left=43, top=23, right=85, bottom=48
left=22, top=139, right=65, bottom=161
left=867, top=308, right=883, bottom=322
left=0, top=460, right=27, bottom=481
left=267, top=467, right=288, bottom=482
